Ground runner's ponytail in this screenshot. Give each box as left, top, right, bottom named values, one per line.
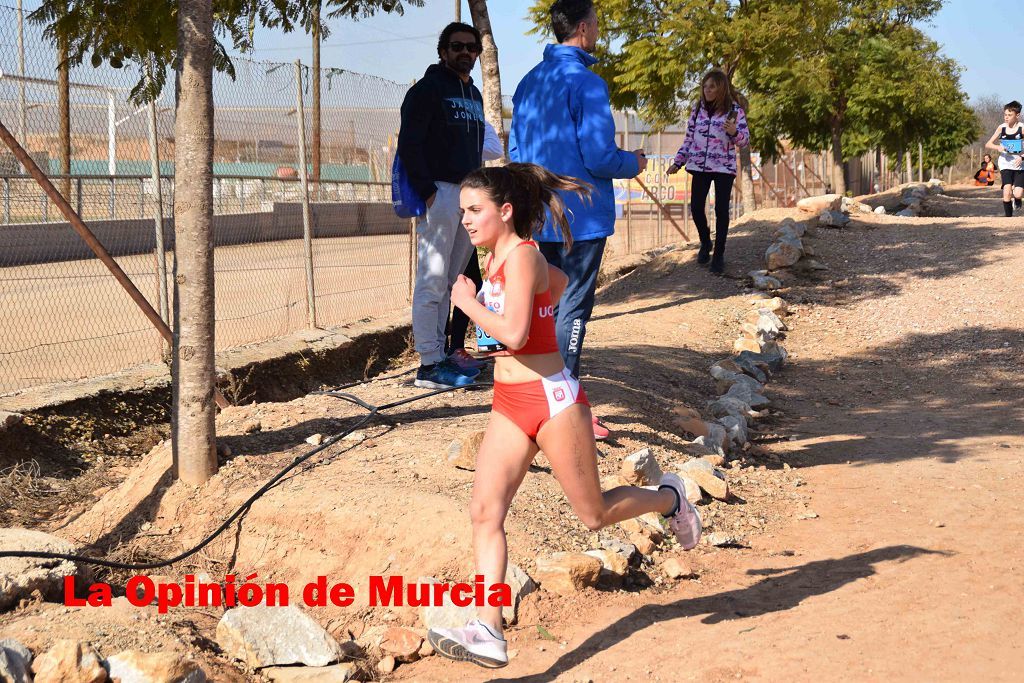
left=462, top=163, right=591, bottom=251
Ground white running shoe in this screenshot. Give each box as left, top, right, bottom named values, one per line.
left=659, top=473, right=703, bottom=550
left=427, top=619, right=508, bottom=668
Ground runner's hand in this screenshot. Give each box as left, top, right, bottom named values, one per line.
left=451, top=274, right=477, bottom=308
left=667, top=163, right=681, bottom=175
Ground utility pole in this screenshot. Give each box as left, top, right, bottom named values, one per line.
left=455, top=0, right=461, bottom=21
left=17, top=0, right=26, bottom=149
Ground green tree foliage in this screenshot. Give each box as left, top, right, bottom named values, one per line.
left=528, top=0, right=975, bottom=193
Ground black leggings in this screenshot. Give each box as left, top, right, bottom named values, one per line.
left=445, top=249, right=483, bottom=354
left=690, top=171, right=735, bottom=249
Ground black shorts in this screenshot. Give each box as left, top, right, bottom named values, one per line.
left=1001, top=168, right=1024, bottom=188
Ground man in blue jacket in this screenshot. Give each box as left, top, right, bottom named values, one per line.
left=510, top=0, right=646, bottom=437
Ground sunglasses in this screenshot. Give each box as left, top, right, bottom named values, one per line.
left=448, top=41, right=481, bottom=54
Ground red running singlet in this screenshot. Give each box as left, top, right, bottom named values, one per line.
left=482, top=241, right=559, bottom=356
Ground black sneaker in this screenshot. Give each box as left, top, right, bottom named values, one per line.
left=1015, top=198, right=1023, bottom=210
left=696, top=243, right=712, bottom=265
left=709, top=256, right=725, bottom=275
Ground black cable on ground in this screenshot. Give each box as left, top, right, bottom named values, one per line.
left=0, top=379, right=489, bottom=571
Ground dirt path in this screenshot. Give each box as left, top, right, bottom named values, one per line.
left=405, top=186, right=1024, bottom=681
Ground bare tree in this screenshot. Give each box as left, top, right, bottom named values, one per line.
left=468, top=0, right=504, bottom=160
left=173, top=0, right=218, bottom=485
left=57, top=33, right=71, bottom=201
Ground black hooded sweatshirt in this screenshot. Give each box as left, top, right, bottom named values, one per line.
left=397, top=63, right=485, bottom=203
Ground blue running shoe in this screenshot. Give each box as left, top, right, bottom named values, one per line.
left=415, top=361, right=476, bottom=389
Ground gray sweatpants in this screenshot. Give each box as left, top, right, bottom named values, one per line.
left=412, top=181, right=474, bottom=365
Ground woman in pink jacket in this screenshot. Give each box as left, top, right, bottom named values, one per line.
left=668, top=69, right=749, bottom=274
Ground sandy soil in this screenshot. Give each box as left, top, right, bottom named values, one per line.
left=2, top=185, right=1022, bottom=681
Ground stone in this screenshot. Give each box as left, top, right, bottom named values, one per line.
left=104, top=651, right=206, bottom=683
left=263, top=664, right=358, bottom=683
left=692, top=435, right=725, bottom=458
left=840, top=196, right=872, bottom=214
left=305, top=433, right=324, bottom=446
left=679, top=459, right=729, bottom=500
left=378, top=627, right=422, bottom=662
left=725, top=383, right=770, bottom=409
left=216, top=606, right=344, bottom=668
left=745, top=308, right=787, bottom=332
left=503, top=564, right=537, bottom=625
left=705, top=532, right=741, bottom=547
left=241, top=419, right=262, bottom=434
left=796, top=193, right=841, bottom=213
left=0, top=411, right=23, bottom=432
left=704, top=423, right=729, bottom=452
left=583, top=549, right=629, bottom=586
left=765, top=237, right=803, bottom=271
left=620, top=448, right=663, bottom=486
left=700, top=453, right=727, bottom=467
left=534, top=553, right=602, bottom=595
left=376, top=656, right=396, bottom=675
left=601, top=474, right=631, bottom=490
left=629, top=533, right=657, bottom=556
left=798, top=259, right=830, bottom=271
left=418, top=577, right=476, bottom=630
left=618, top=516, right=662, bottom=541
left=672, top=406, right=707, bottom=438
left=736, top=345, right=787, bottom=373
left=751, top=274, right=783, bottom=291
left=446, top=430, right=485, bottom=471
left=679, top=475, right=703, bottom=504
left=775, top=218, right=807, bottom=237
left=707, top=396, right=753, bottom=425
left=599, top=539, right=638, bottom=566
left=31, top=640, right=106, bottom=683
left=662, top=557, right=694, bottom=580
left=818, top=210, right=850, bottom=228
left=0, top=639, right=32, bottom=683
left=874, top=205, right=886, bottom=214
left=717, top=415, right=749, bottom=448
left=733, top=337, right=762, bottom=354
left=718, top=357, right=768, bottom=384
left=418, top=641, right=435, bottom=658
left=0, top=528, right=80, bottom=611
left=896, top=208, right=916, bottom=217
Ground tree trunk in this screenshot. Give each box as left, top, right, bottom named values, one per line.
left=738, top=145, right=756, bottom=214
left=830, top=122, right=846, bottom=196
left=57, top=35, right=70, bottom=201
left=467, top=0, right=505, bottom=163
left=311, top=5, right=321, bottom=195
left=173, top=0, right=218, bottom=485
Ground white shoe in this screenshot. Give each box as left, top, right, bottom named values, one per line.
left=427, top=619, right=508, bottom=668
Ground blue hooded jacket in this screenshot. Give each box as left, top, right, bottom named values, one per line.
left=510, top=44, right=640, bottom=243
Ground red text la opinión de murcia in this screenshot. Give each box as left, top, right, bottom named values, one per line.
left=64, top=574, right=512, bottom=614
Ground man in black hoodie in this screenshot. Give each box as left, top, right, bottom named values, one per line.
left=399, top=22, right=486, bottom=390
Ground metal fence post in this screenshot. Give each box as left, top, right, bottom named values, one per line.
left=148, top=97, right=170, bottom=326
left=109, top=178, right=115, bottom=219
left=656, top=131, right=663, bottom=246
left=294, top=60, right=318, bottom=329
left=3, top=177, right=9, bottom=224
left=623, top=115, right=632, bottom=254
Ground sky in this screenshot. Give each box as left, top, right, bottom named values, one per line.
left=229, top=0, right=1022, bottom=113
left=10, top=0, right=1023, bottom=114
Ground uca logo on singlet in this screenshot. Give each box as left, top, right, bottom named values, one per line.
left=538, top=305, right=554, bottom=318
left=552, top=388, right=566, bottom=401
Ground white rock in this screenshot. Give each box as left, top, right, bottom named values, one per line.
left=105, top=650, right=206, bottom=683
left=678, top=459, right=729, bottom=500
left=30, top=640, right=105, bottom=683
left=216, top=606, right=344, bottom=668
left=0, top=639, right=32, bottom=683
left=503, top=564, right=537, bottom=625
left=418, top=577, right=476, bottom=630
left=620, top=448, right=664, bottom=486
left=0, top=528, right=79, bottom=611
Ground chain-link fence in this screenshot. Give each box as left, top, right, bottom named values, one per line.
left=0, top=3, right=410, bottom=394
left=0, top=1, right=932, bottom=396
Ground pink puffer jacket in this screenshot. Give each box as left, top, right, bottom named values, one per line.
left=673, top=103, right=749, bottom=176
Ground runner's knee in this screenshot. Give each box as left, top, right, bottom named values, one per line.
left=470, top=496, right=507, bottom=530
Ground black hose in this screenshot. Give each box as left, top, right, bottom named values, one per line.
left=0, top=380, right=487, bottom=570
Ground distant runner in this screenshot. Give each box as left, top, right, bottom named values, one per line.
left=985, top=100, right=1024, bottom=216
